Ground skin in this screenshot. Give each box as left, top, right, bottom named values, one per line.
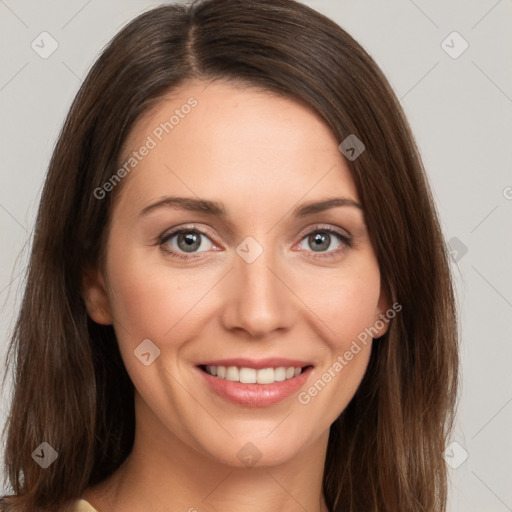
left=82, top=80, right=389, bottom=512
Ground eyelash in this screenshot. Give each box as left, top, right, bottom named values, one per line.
left=159, top=224, right=352, bottom=261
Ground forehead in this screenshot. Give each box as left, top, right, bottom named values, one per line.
left=115, top=79, right=359, bottom=212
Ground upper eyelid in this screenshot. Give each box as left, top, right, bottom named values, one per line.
left=161, top=224, right=217, bottom=241
left=160, top=223, right=232, bottom=247
left=297, top=223, right=351, bottom=239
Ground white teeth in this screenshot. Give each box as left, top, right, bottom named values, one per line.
left=274, top=367, right=286, bottom=382
left=257, top=368, right=274, bottom=384
left=239, top=367, right=257, bottom=384
left=226, top=366, right=239, bottom=381
left=203, top=365, right=304, bottom=384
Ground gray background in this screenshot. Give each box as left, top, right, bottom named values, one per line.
left=1, top=1, right=511, bottom=510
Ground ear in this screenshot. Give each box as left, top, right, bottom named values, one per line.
left=82, top=265, right=113, bottom=325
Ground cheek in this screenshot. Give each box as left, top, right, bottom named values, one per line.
left=103, top=251, right=215, bottom=404
left=295, top=259, right=381, bottom=406
left=295, top=267, right=380, bottom=417
left=301, top=260, right=382, bottom=348
left=106, top=257, right=208, bottom=346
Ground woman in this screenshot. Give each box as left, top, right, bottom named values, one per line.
left=1, top=0, right=458, bottom=511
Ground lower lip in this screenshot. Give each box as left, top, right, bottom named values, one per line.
left=196, top=366, right=314, bottom=407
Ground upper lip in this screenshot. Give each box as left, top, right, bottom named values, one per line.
left=196, top=358, right=313, bottom=370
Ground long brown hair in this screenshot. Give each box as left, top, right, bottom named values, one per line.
left=1, top=1, right=458, bottom=510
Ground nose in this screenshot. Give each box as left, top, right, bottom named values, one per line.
left=220, top=243, right=296, bottom=338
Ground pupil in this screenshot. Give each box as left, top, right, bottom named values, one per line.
left=178, top=231, right=201, bottom=252
left=310, top=232, right=329, bottom=252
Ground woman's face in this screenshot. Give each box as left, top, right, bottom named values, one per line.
left=85, top=80, right=389, bottom=467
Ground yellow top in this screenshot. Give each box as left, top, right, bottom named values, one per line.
left=69, top=499, right=99, bottom=512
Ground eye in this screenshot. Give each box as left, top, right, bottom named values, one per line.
left=297, top=226, right=352, bottom=258
left=160, top=226, right=216, bottom=260
left=158, top=224, right=352, bottom=261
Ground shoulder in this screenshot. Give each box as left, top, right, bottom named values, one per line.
left=67, top=499, right=99, bottom=512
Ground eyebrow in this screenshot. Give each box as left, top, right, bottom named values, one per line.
left=139, top=195, right=362, bottom=218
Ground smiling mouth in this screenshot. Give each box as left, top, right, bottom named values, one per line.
left=198, top=364, right=313, bottom=384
